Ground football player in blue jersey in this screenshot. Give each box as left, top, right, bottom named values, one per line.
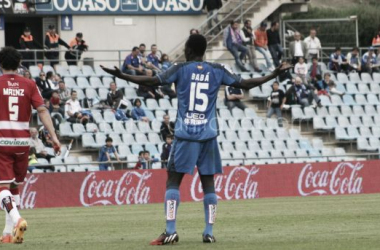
left=101, top=34, right=291, bottom=245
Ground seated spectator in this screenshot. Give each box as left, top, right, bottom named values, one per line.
left=131, top=98, right=149, bottom=122
left=346, top=47, right=362, bottom=72
left=161, top=134, right=173, bottom=169
left=321, top=73, right=345, bottom=96
left=107, top=82, right=128, bottom=109
left=23, top=70, right=32, bottom=80
left=143, top=150, right=159, bottom=169
left=329, top=47, right=348, bottom=72
left=46, top=71, right=58, bottom=90
left=35, top=71, right=54, bottom=99
left=28, top=147, right=38, bottom=173
left=147, top=44, right=161, bottom=73
left=161, top=54, right=172, bottom=71
left=114, top=109, right=129, bottom=121
left=134, top=151, right=145, bottom=169
left=224, top=85, right=247, bottom=110
left=267, top=81, right=285, bottom=127
left=137, top=84, right=164, bottom=100
left=50, top=91, right=64, bottom=116
left=98, top=137, right=120, bottom=171
left=190, top=28, right=200, bottom=35
left=29, top=127, right=53, bottom=161
left=58, top=80, right=71, bottom=106
left=284, top=77, right=322, bottom=107
left=160, top=115, right=175, bottom=141
left=294, top=57, right=308, bottom=84
left=65, top=90, right=90, bottom=124
left=223, top=20, right=249, bottom=72
left=254, top=22, right=274, bottom=70
left=122, top=47, right=152, bottom=76
left=362, top=47, right=380, bottom=73
left=308, top=57, right=322, bottom=84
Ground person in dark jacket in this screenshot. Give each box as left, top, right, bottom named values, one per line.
left=65, top=33, right=88, bottom=65
left=107, top=82, right=125, bottom=109
left=240, top=20, right=261, bottom=72
left=161, top=134, right=173, bottom=169
left=160, top=115, right=175, bottom=141
left=45, top=25, right=70, bottom=67
left=35, top=71, right=55, bottom=99
left=19, top=27, right=43, bottom=68
left=203, top=0, right=223, bottom=35
left=267, top=21, right=283, bottom=67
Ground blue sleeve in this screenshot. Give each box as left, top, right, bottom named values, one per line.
left=131, top=108, right=139, bottom=120
left=126, top=56, right=132, bottom=66
left=147, top=55, right=153, bottom=63
left=221, top=65, right=242, bottom=87
left=111, top=146, right=116, bottom=153
left=156, top=63, right=181, bottom=85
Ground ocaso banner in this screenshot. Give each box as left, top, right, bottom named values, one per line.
left=19, top=161, right=380, bottom=209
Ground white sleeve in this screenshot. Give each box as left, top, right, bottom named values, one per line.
left=225, top=86, right=231, bottom=97
left=240, top=30, right=250, bottom=43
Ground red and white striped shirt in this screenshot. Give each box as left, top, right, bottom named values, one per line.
left=0, top=74, right=44, bottom=152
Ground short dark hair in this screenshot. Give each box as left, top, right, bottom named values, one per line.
left=352, top=47, right=359, bottom=52
left=144, top=150, right=150, bottom=154
left=139, top=43, right=146, bottom=48
left=312, top=56, right=318, bottom=61
left=335, top=47, right=341, bottom=52
left=310, top=28, right=316, bottom=31
left=71, top=90, right=77, bottom=95
left=324, top=72, right=331, bottom=78
left=46, top=71, right=53, bottom=79
left=244, top=20, right=251, bottom=25
left=272, top=81, right=279, bottom=86
left=58, top=80, right=65, bottom=84
left=110, top=82, right=116, bottom=86
left=151, top=44, right=157, bottom=48
left=0, top=47, right=22, bottom=71
left=271, top=21, right=279, bottom=27
left=230, top=20, right=239, bottom=26
left=160, top=53, right=168, bottom=62
left=185, top=34, right=207, bottom=57
left=166, top=135, right=174, bottom=140
left=134, top=98, right=141, bottom=106
left=106, top=137, right=113, bottom=143
left=132, top=46, right=139, bottom=52
left=138, top=151, right=144, bottom=156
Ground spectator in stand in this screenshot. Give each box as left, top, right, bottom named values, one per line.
left=362, top=47, right=380, bottom=73
left=98, top=137, right=120, bottom=171
left=137, top=84, right=164, bottom=100
left=329, top=47, right=349, bottom=72
left=240, top=20, right=262, bottom=72
left=224, top=85, right=247, bottom=110
left=143, top=151, right=160, bottom=169
left=346, top=47, right=362, bottom=72
left=289, top=32, right=307, bottom=65
left=46, top=71, right=58, bottom=90
left=294, top=57, right=308, bottom=85
left=267, top=81, right=285, bottom=127
left=122, top=47, right=152, bottom=76
left=308, top=57, right=322, bottom=84
left=317, top=73, right=345, bottom=97
left=161, top=134, right=173, bottom=169
left=134, top=151, right=145, bottom=169
left=44, top=25, right=70, bottom=67
left=29, top=127, right=53, bottom=162
left=19, top=27, right=43, bottom=68
left=203, top=0, right=222, bottom=35
left=372, top=27, right=380, bottom=47
left=190, top=28, right=200, bottom=35
left=160, top=115, right=175, bottom=141
left=161, top=54, right=172, bottom=71
left=58, top=81, right=71, bottom=106
left=304, top=28, right=321, bottom=61
left=131, top=98, right=149, bottom=122
left=65, top=90, right=90, bottom=124
left=147, top=44, right=161, bottom=73
left=267, top=21, right=283, bottom=67
left=139, top=43, right=146, bottom=58
left=223, top=20, right=249, bottom=72
left=50, top=91, right=64, bottom=116
left=107, top=82, right=128, bottom=109
left=65, top=33, right=88, bottom=66
left=36, top=71, right=54, bottom=99
left=284, top=77, right=322, bottom=107
left=254, top=22, right=274, bottom=71
left=23, top=70, right=32, bottom=80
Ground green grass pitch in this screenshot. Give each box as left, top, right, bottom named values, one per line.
left=2, top=194, right=380, bottom=250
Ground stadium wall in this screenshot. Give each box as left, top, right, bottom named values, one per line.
left=19, top=160, right=380, bottom=209
left=57, top=15, right=205, bottom=66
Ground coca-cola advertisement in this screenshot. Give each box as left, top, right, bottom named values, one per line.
left=19, top=161, right=380, bottom=209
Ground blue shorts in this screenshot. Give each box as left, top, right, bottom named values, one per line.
left=167, top=138, right=222, bottom=175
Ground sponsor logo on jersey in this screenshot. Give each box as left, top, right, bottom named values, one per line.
left=0, top=139, right=29, bottom=146
left=166, top=200, right=177, bottom=220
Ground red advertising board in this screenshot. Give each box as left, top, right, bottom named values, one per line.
left=19, top=161, right=380, bottom=209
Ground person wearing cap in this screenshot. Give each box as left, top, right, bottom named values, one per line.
left=346, top=47, right=362, bottom=72
left=254, top=21, right=274, bottom=71
left=289, top=32, right=307, bottom=66
left=64, top=33, right=88, bottom=65
left=45, top=25, right=70, bottom=67
left=19, top=27, right=43, bottom=68
left=362, top=47, right=380, bottom=74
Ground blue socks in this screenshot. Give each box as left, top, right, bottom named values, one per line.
left=165, top=189, right=180, bottom=234
left=203, top=193, right=217, bottom=236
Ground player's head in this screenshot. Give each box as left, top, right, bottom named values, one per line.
left=71, top=90, right=77, bottom=100
left=110, top=82, right=117, bottom=91
left=184, top=34, right=207, bottom=61
left=166, top=134, right=173, bottom=144
left=105, top=137, right=113, bottom=147
left=0, top=47, right=22, bottom=71
left=272, top=81, right=279, bottom=91
left=134, top=98, right=142, bottom=107
left=30, top=127, right=38, bottom=138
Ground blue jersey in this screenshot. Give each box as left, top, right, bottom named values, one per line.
left=157, top=62, right=242, bottom=141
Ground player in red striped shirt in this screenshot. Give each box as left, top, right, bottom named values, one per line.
left=0, top=47, right=61, bottom=244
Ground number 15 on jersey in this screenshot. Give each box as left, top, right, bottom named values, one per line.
left=189, top=82, right=209, bottom=112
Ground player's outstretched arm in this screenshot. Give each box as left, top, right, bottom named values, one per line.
left=37, top=106, right=61, bottom=154
left=100, top=65, right=160, bottom=86
left=238, top=63, right=293, bottom=90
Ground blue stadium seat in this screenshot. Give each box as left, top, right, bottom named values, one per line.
left=343, top=95, right=356, bottom=105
